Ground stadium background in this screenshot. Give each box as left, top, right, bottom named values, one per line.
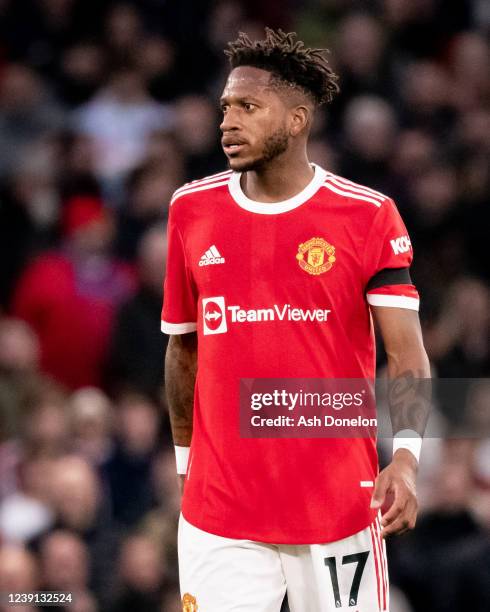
left=0, top=1, right=489, bottom=610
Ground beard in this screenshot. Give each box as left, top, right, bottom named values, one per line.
left=228, top=126, right=290, bottom=172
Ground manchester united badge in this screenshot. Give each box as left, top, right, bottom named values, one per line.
left=182, top=592, right=198, bottom=611
left=296, top=237, right=336, bottom=275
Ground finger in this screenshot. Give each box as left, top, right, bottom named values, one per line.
left=370, top=474, right=390, bottom=509
left=381, top=498, right=408, bottom=527
left=382, top=501, right=417, bottom=537
left=381, top=483, right=412, bottom=526
left=382, top=512, right=415, bottom=537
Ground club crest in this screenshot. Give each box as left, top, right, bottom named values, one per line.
left=297, top=237, right=336, bottom=275
left=182, top=592, right=198, bottom=611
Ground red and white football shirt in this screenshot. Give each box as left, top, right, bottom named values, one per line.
left=162, top=164, right=419, bottom=544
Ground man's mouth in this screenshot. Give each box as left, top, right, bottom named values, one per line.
left=222, top=140, right=248, bottom=155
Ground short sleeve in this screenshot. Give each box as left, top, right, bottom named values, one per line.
left=363, top=199, right=419, bottom=311
left=161, top=209, right=198, bottom=334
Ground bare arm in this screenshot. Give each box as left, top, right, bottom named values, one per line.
left=165, top=332, right=198, bottom=491
left=370, top=306, right=431, bottom=537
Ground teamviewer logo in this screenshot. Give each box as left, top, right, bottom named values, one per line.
left=202, top=297, right=227, bottom=335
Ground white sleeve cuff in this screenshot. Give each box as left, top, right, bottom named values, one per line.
left=367, top=294, right=419, bottom=311
left=393, top=429, right=422, bottom=462
left=161, top=321, right=197, bottom=334
left=175, top=446, right=190, bottom=474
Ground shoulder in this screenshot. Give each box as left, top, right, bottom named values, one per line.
left=170, top=170, right=233, bottom=207
left=320, top=171, right=391, bottom=210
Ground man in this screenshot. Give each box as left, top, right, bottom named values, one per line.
left=162, top=29, right=430, bottom=611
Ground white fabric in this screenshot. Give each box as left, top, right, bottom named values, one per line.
left=0, top=493, right=54, bottom=543
left=393, top=429, right=422, bottom=463
left=161, top=321, right=197, bottom=334
left=178, top=514, right=389, bottom=611
left=367, top=294, right=419, bottom=311
left=228, top=164, right=327, bottom=214
left=175, top=446, right=190, bottom=474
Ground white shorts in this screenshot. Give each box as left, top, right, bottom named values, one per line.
left=178, top=514, right=389, bottom=612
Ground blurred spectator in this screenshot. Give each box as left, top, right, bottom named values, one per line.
left=388, top=439, right=483, bottom=612
left=69, top=387, right=114, bottom=467
left=115, top=154, right=180, bottom=260
left=20, top=377, right=69, bottom=459
left=400, top=61, right=456, bottom=136
left=390, top=129, right=436, bottom=183
left=111, top=533, right=168, bottom=612
left=340, top=95, right=397, bottom=191
left=174, top=94, right=224, bottom=180
left=0, top=456, right=55, bottom=543
left=104, top=3, right=143, bottom=66
left=38, top=530, right=97, bottom=612
left=0, top=63, right=65, bottom=179
left=74, top=68, right=174, bottom=186
left=425, top=277, right=490, bottom=379
left=0, top=318, right=40, bottom=441
left=0, top=544, right=39, bottom=612
left=449, top=32, right=490, bottom=112
left=136, top=36, right=182, bottom=102
left=330, top=11, right=393, bottom=123
left=103, top=393, right=160, bottom=527
left=38, top=456, right=120, bottom=606
left=11, top=195, right=136, bottom=389
left=0, top=376, right=67, bottom=503
left=108, top=225, right=168, bottom=399
left=57, top=43, right=107, bottom=107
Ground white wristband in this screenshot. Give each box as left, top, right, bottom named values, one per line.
left=393, top=430, right=422, bottom=463
left=175, top=446, right=190, bottom=475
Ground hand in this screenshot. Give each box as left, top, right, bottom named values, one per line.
left=370, top=449, right=418, bottom=537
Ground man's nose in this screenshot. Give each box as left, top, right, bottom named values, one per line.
left=220, top=108, right=240, bottom=133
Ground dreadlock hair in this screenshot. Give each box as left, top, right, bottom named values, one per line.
left=225, top=28, right=340, bottom=106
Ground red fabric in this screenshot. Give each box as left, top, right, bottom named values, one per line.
left=366, top=284, right=419, bottom=298
left=62, top=196, right=108, bottom=237
left=162, top=168, right=417, bottom=544
left=12, top=253, right=136, bottom=389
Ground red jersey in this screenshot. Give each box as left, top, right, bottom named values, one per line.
left=162, top=165, right=419, bottom=544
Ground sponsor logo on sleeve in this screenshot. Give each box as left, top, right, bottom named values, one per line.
left=390, top=235, right=411, bottom=255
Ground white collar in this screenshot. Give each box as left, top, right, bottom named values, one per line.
left=228, top=163, right=327, bottom=214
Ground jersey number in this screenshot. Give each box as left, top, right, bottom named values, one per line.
left=324, top=551, right=369, bottom=607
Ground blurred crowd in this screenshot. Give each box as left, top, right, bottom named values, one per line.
left=0, top=1, right=489, bottom=611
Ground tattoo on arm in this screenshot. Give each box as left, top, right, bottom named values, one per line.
left=388, top=369, right=431, bottom=437
left=165, top=333, right=197, bottom=446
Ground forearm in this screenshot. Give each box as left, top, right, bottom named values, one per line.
left=165, top=332, right=197, bottom=447
left=385, top=343, right=431, bottom=438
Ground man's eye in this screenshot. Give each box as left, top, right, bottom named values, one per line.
left=221, top=105, right=229, bottom=113
left=244, top=103, right=256, bottom=111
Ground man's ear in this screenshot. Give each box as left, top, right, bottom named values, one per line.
left=289, top=105, right=310, bottom=137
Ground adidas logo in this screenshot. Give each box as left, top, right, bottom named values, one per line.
left=199, top=245, right=225, bottom=266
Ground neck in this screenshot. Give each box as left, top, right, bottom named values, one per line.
left=240, top=149, right=314, bottom=203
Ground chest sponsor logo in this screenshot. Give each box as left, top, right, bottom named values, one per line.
left=202, top=296, right=227, bottom=335
left=297, top=237, right=336, bottom=275
left=390, top=235, right=411, bottom=255
left=202, top=296, right=331, bottom=335
left=199, top=244, right=225, bottom=266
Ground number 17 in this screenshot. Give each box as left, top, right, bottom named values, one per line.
left=324, top=551, right=369, bottom=607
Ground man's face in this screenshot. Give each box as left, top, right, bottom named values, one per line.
left=220, top=66, right=291, bottom=171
